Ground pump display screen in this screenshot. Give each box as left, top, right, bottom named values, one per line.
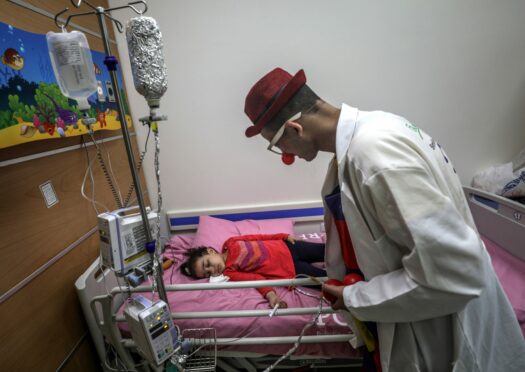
left=150, top=323, right=169, bottom=340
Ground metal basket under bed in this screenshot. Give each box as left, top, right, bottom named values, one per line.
left=172, top=328, right=217, bottom=371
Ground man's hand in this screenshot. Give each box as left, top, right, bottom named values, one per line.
left=286, top=235, right=296, bottom=244
left=266, top=291, right=288, bottom=309
left=322, top=283, right=346, bottom=310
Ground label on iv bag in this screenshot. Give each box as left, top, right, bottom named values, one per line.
left=54, top=41, right=83, bottom=66
left=47, top=30, right=98, bottom=99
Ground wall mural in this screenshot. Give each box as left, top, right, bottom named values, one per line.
left=0, top=22, right=131, bottom=149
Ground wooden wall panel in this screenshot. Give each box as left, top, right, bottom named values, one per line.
left=0, top=135, right=150, bottom=369
left=0, top=0, right=150, bottom=370
left=0, top=233, right=101, bottom=371
left=0, top=135, right=147, bottom=293
left=62, top=338, right=101, bottom=372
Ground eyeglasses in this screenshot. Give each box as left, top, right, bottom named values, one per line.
left=267, top=112, right=302, bottom=155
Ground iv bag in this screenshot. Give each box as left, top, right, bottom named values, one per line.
left=46, top=30, right=97, bottom=110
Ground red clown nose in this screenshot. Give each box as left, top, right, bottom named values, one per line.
left=281, top=153, right=295, bottom=165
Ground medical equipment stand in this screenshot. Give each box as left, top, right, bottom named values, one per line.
left=54, top=0, right=168, bottom=303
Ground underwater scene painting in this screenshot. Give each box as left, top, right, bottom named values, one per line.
left=0, top=22, right=131, bottom=149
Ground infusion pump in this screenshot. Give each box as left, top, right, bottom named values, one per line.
left=98, top=207, right=157, bottom=275
left=124, top=296, right=177, bottom=366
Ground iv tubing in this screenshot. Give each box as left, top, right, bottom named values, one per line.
left=94, top=5, right=167, bottom=303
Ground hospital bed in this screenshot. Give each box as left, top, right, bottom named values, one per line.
left=76, top=204, right=362, bottom=371
left=76, top=187, right=525, bottom=371
left=463, top=186, right=525, bottom=335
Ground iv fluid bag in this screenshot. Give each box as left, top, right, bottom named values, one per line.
left=46, top=30, right=97, bottom=110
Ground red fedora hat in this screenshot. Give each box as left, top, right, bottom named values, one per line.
left=244, top=68, right=307, bottom=138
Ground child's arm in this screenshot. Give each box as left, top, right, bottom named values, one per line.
left=224, top=270, right=288, bottom=308
left=265, top=291, right=288, bottom=309
left=223, top=269, right=274, bottom=298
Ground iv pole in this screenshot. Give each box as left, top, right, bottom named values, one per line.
left=55, top=0, right=168, bottom=303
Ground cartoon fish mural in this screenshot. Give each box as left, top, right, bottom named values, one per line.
left=56, top=117, right=66, bottom=137
left=1, top=48, right=24, bottom=70
left=44, top=93, right=78, bottom=127
left=20, top=124, right=37, bottom=138
left=96, top=108, right=107, bottom=128
left=32, top=114, right=55, bottom=135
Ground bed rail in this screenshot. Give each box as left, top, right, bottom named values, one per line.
left=167, top=202, right=324, bottom=233
left=93, top=277, right=354, bottom=371
left=111, top=279, right=340, bottom=319
left=109, top=277, right=328, bottom=294
left=122, top=334, right=353, bottom=348
left=112, top=279, right=340, bottom=318
left=464, top=186, right=525, bottom=261
left=107, top=277, right=340, bottom=323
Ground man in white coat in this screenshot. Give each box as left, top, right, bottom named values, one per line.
left=243, top=67, right=525, bottom=372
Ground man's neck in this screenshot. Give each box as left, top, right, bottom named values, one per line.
left=315, top=103, right=341, bottom=153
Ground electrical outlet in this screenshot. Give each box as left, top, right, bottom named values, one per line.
left=39, top=181, right=59, bottom=208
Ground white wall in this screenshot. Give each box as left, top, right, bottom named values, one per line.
left=110, top=0, right=525, bottom=217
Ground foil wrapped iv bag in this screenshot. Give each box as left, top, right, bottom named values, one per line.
left=126, top=16, right=167, bottom=109
left=46, top=30, right=97, bottom=111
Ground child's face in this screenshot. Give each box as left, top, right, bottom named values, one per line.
left=193, top=248, right=225, bottom=278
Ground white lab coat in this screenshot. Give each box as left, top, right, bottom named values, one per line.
left=322, top=104, right=525, bottom=372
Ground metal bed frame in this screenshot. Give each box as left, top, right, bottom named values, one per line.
left=76, top=186, right=525, bottom=371
left=76, top=261, right=360, bottom=371
left=463, top=186, right=525, bottom=261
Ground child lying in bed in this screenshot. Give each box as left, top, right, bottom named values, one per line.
left=181, top=233, right=326, bottom=309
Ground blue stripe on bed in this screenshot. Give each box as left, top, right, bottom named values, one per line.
left=170, top=207, right=324, bottom=227
left=474, top=195, right=499, bottom=210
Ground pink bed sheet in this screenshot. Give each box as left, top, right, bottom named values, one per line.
left=117, top=232, right=525, bottom=357
left=481, top=235, right=525, bottom=336
left=119, top=232, right=359, bottom=358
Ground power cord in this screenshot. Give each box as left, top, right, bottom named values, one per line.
left=80, top=136, right=109, bottom=214
left=123, top=125, right=151, bottom=208
left=87, top=130, right=123, bottom=209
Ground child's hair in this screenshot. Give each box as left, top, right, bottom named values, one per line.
left=180, top=246, right=209, bottom=278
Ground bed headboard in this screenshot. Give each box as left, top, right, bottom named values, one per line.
left=167, top=201, right=324, bottom=234
left=168, top=189, right=524, bottom=261
left=464, top=186, right=525, bottom=261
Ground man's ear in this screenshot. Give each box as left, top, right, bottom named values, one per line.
left=285, top=120, right=303, bottom=137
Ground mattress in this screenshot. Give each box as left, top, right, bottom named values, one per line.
left=117, top=202, right=525, bottom=358
left=481, top=235, right=525, bottom=336
left=118, top=232, right=360, bottom=358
